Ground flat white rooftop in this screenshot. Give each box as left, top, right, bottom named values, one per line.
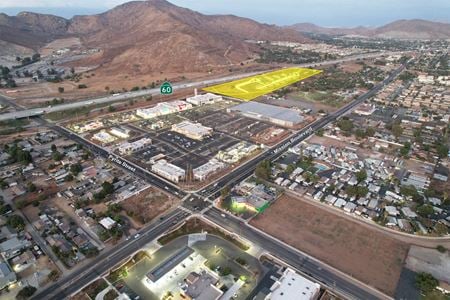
left=266, top=268, right=320, bottom=300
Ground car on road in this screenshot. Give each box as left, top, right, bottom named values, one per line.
left=134, top=233, right=140, bottom=239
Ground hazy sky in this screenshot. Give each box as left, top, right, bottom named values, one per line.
left=0, top=0, right=449, bottom=27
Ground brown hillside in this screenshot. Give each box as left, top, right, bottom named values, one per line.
left=67, top=0, right=307, bottom=74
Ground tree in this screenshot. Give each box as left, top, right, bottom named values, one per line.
left=220, top=186, right=230, bottom=199
left=316, top=128, right=324, bottom=137
left=400, top=185, right=423, bottom=203
left=365, top=127, right=375, bottom=137
left=48, top=270, right=60, bottom=281
left=6, top=215, right=25, bottom=231
left=415, top=272, right=438, bottom=294
left=51, top=144, right=57, bottom=152
left=70, top=163, right=82, bottom=175
left=285, top=164, right=295, bottom=174
left=255, top=160, right=271, bottom=180
left=400, top=142, right=411, bottom=157
left=435, top=143, right=449, bottom=159
left=16, top=286, right=37, bottom=300
left=220, top=266, right=232, bottom=276
left=436, top=245, right=447, bottom=253
left=391, top=124, right=403, bottom=138
left=346, top=185, right=369, bottom=198
left=78, top=84, right=87, bottom=89
left=31, top=53, right=40, bottom=61
left=16, top=149, right=32, bottom=164
left=27, top=182, right=37, bottom=192
left=417, top=204, right=434, bottom=217
left=355, top=129, right=366, bottom=139
left=102, top=181, right=114, bottom=195
left=58, top=87, right=64, bottom=93
left=337, top=118, right=353, bottom=132
left=355, top=170, right=367, bottom=183
left=64, top=174, right=74, bottom=182
left=52, top=151, right=64, bottom=161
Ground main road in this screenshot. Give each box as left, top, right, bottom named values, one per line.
left=31, top=57, right=406, bottom=299
left=0, top=51, right=396, bottom=122
left=204, top=207, right=388, bottom=300
left=32, top=208, right=190, bottom=300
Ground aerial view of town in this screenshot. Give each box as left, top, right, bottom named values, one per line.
left=0, top=0, right=449, bottom=300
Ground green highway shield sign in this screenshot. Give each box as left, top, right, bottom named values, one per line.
left=160, top=82, right=173, bottom=95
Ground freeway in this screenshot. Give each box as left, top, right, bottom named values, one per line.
left=0, top=51, right=394, bottom=122
left=204, top=207, right=387, bottom=300
left=32, top=208, right=190, bottom=300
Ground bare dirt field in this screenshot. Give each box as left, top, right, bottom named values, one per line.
left=7, top=62, right=270, bottom=106
left=120, top=187, right=179, bottom=226
left=250, top=194, right=409, bottom=296
left=339, top=61, right=364, bottom=73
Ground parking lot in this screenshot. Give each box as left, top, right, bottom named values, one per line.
left=65, top=96, right=294, bottom=187
left=197, top=111, right=290, bottom=145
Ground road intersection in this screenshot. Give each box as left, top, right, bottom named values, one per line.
left=3, top=58, right=409, bottom=300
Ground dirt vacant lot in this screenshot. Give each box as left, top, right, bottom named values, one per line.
left=121, top=187, right=179, bottom=227
left=250, top=194, right=409, bottom=296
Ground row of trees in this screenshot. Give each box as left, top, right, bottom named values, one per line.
left=0, top=65, right=17, bottom=88
left=4, top=144, right=33, bottom=165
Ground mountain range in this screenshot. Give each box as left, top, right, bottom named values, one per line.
left=0, top=0, right=306, bottom=74
left=288, top=19, right=450, bottom=40
left=0, top=0, right=449, bottom=77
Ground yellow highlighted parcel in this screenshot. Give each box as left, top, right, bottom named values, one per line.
left=203, top=67, right=322, bottom=101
